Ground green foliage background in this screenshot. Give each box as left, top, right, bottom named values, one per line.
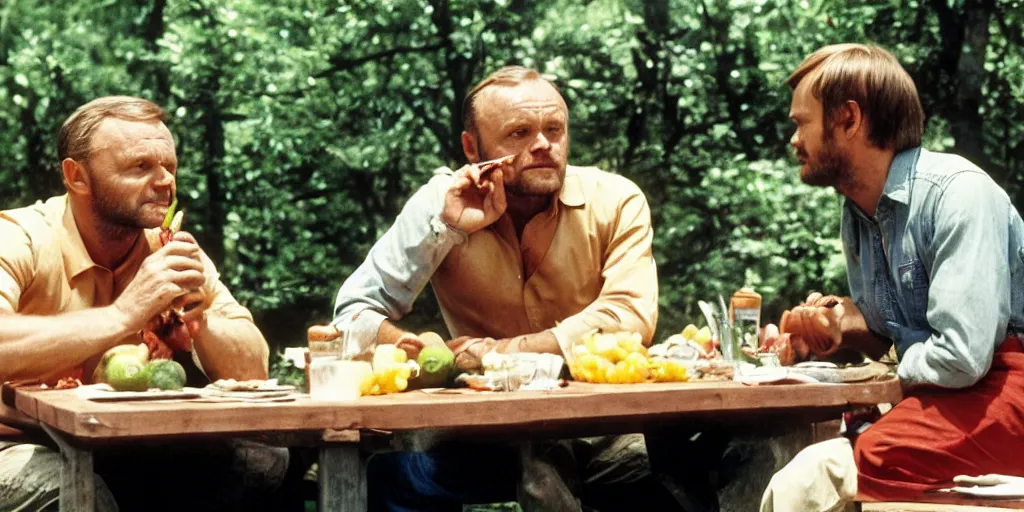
left=2, top=0, right=1022, bottom=351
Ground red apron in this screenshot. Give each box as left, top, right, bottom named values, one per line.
left=855, top=335, right=1024, bottom=501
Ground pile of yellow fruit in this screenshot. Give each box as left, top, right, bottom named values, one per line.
left=569, top=330, right=689, bottom=384
left=364, top=344, right=418, bottom=395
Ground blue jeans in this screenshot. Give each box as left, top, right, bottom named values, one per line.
left=368, top=442, right=521, bottom=512
left=368, top=435, right=690, bottom=512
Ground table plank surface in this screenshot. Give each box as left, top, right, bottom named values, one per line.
left=7, top=379, right=902, bottom=441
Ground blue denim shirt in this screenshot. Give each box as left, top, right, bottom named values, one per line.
left=842, top=148, right=1024, bottom=389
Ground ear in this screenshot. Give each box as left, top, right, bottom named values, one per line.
left=62, top=158, right=91, bottom=195
left=838, top=100, right=865, bottom=141
left=461, top=131, right=480, bottom=163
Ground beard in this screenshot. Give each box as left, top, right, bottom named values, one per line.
left=478, top=141, right=565, bottom=197
left=800, top=133, right=854, bottom=189
left=87, top=169, right=150, bottom=234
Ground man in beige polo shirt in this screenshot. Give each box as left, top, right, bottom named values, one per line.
left=0, top=97, right=286, bottom=512
left=332, top=67, right=689, bottom=511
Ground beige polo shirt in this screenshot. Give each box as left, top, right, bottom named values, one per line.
left=0, top=195, right=253, bottom=379
left=431, top=166, right=659, bottom=351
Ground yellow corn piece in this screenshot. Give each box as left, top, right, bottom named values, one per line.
left=650, top=359, right=689, bottom=382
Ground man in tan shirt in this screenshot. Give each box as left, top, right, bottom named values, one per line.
left=333, top=67, right=683, bottom=511
left=0, top=97, right=286, bottom=512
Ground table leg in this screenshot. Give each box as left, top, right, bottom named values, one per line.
left=319, top=444, right=366, bottom=512
left=41, top=424, right=94, bottom=512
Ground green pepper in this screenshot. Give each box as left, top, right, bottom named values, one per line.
left=161, top=196, right=178, bottom=230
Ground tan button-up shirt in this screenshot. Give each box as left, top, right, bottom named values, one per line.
left=0, top=195, right=254, bottom=370
left=333, top=165, right=658, bottom=359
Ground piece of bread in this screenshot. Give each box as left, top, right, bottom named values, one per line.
left=307, top=324, right=341, bottom=342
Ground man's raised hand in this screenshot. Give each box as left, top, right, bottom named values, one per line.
left=441, top=156, right=514, bottom=234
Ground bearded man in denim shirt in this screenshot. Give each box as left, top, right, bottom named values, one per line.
left=759, top=44, right=1024, bottom=510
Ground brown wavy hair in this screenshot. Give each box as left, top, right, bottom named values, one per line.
left=788, top=44, right=924, bottom=152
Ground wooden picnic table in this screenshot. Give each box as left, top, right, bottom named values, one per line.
left=4, top=378, right=903, bottom=512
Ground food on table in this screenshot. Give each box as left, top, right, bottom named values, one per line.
left=754, top=296, right=845, bottom=365
left=411, top=343, right=455, bottom=389
left=358, top=366, right=376, bottom=395
left=579, top=329, right=646, bottom=363
left=307, top=324, right=342, bottom=342
left=104, top=355, right=150, bottom=392
left=211, top=378, right=285, bottom=391
left=456, top=373, right=502, bottom=391
left=693, top=326, right=713, bottom=353
left=92, top=343, right=151, bottom=386
left=52, top=377, right=83, bottom=390
left=681, top=323, right=699, bottom=341
left=367, top=344, right=420, bottom=395
left=145, top=359, right=187, bottom=390
left=569, top=330, right=689, bottom=384
left=451, top=352, right=566, bottom=392
left=650, top=358, right=690, bottom=382
left=752, top=328, right=801, bottom=366
left=93, top=344, right=190, bottom=391
left=481, top=350, right=516, bottom=371
left=650, top=324, right=716, bottom=360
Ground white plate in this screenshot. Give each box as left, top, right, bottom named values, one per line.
left=77, top=385, right=203, bottom=402
left=734, top=368, right=820, bottom=385
left=944, top=485, right=1024, bottom=499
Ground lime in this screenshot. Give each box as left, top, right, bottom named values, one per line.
left=145, top=360, right=187, bottom=390
left=412, top=345, right=455, bottom=389
left=104, top=355, right=150, bottom=392
left=92, top=344, right=150, bottom=385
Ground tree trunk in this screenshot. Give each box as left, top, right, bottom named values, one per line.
left=428, top=0, right=476, bottom=165
left=144, top=0, right=170, bottom=102
left=952, top=0, right=993, bottom=172
left=198, top=79, right=226, bottom=267
left=194, top=5, right=227, bottom=267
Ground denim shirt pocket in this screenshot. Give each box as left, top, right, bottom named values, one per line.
left=1011, top=246, right=1024, bottom=313
left=897, top=260, right=930, bottom=326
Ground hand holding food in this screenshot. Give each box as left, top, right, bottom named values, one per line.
left=781, top=302, right=842, bottom=356
left=114, top=239, right=205, bottom=338
left=759, top=294, right=867, bottom=364
left=132, top=200, right=211, bottom=356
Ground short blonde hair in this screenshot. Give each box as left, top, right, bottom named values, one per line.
left=788, top=44, right=924, bottom=152
left=58, top=96, right=165, bottom=161
left=462, top=66, right=559, bottom=133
